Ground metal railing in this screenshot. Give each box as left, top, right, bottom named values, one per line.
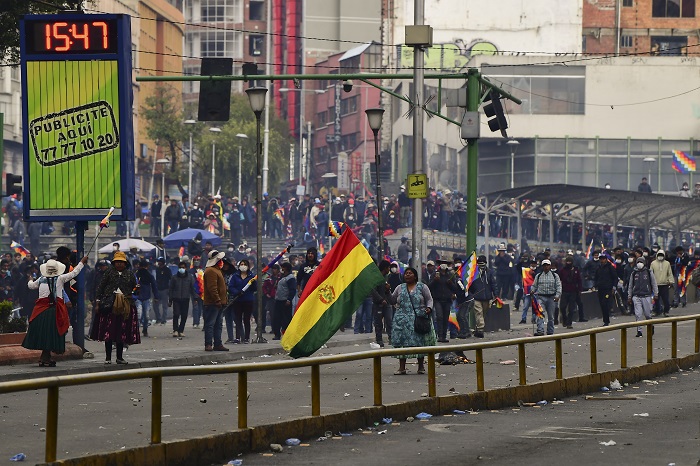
left=1, top=314, right=698, bottom=463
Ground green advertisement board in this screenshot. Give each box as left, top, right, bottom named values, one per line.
left=26, top=60, right=121, bottom=212
left=20, top=14, right=134, bottom=221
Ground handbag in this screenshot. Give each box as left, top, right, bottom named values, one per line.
left=408, top=284, right=431, bottom=335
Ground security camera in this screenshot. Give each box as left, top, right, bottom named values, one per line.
left=343, top=80, right=353, bottom=93
left=293, top=78, right=301, bottom=89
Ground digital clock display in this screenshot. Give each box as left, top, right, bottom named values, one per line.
left=24, top=19, right=118, bottom=54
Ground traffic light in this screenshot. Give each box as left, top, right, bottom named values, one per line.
left=5, top=173, right=22, bottom=197
left=197, top=58, right=233, bottom=122
left=483, top=89, right=508, bottom=138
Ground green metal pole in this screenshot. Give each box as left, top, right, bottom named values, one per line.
left=466, top=69, right=480, bottom=255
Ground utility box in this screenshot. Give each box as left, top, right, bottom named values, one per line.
left=460, top=112, right=480, bottom=139
left=405, top=25, right=433, bottom=47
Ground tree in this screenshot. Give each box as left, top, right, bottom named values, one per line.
left=0, top=0, right=86, bottom=65
left=141, top=87, right=291, bottom=199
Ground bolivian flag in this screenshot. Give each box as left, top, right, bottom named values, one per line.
left=282, top=228, right=384, bottom=358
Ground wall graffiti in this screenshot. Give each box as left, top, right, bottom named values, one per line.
left=398, top=38, right=499, bottom=70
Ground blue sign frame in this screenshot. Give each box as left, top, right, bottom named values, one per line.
left=19, top=13, right=135, bottom=221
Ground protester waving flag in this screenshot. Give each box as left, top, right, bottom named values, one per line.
left=10, top=241, right=30, bottom=258
left=585, top=238, right=594, bottom=260
left=462, top=251, right=479, bottom=288
left=282, top=228, right=384, bottom=358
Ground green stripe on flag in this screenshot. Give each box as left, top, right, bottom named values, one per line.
left=287, top=262, right=384, bottom=358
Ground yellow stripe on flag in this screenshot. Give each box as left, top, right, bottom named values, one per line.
left=281, top=243, right=373, bottom=351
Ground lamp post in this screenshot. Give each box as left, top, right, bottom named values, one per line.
left=245, top=86, right=268, bottom=344
left=209, top=127, right=221, bottom=195
left=236, top=133, right=248, bottom=200
left=366, top=107, right=385, bottom=261
left=156, top=158, right=170, bottom=236
left=643, top=157, right=656, bottom=189
left=507, top=138, right=520, bottom=189
left=184, top=120, right=196, bottom=199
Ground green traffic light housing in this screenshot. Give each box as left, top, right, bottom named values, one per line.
left=483, top=89, right=509, bottom=138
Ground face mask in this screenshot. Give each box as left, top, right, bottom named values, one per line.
left=657, top=256, right=664, bottom=261
left=239, top=265, right=248, bottom=272
left=593, top=257, right=599, bottom=261
left=636, top=262, right=644, bottom=270
left=643, top=252, right=648, bottom=257
left=628, top=257, right=634, bottom=263
left=178, top=268, right=186, bottom=274
left=113, top=246, right=118, bottom=251
left=390, top=267, right=398, bottom=273
left=615, top=259, right=621, bottom=264
left=390, top=215, right=395, bottom=219
left=228, top=248, right=234, bottom=252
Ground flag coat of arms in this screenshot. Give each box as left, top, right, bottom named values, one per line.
left=282, top=228, right=384, bottom=358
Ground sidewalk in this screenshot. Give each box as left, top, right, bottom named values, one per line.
left=1, top=301, right=698, bottom=382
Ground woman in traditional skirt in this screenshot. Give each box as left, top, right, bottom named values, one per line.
left=390, top=267, right=436, bottom=375
left=90, top=251, right=141, bottom=364
left=22, top=256, right=88, bottom=367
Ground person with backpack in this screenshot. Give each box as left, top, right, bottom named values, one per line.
left=530, top=259, right=562, bottom=336
left=627, top=257, right=657, bottom=338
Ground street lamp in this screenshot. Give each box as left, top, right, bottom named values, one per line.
left=209, top=127, right=222, bottom=195
left=245, top=86, right=268, bottom=344
left=184, top=119, right=196, bottom=200
left=507, top=138, right=520, bottom=189
left=365, top=107, right=385, bottom=261
left=643, top=157, right=656, bottom=188
left=236, top=133, right=248, bottom=200
left=156, top=158, right=170, bottom=236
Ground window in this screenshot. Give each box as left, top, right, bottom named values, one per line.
left=200, top=30, right=240, bottom=57
left=249, top=34, right=264, bottom=56
left=201, top=0, right=242, bottom=22
left=651, top=36, right=688, bottom=55
left=317, top=110, right=327, bottom=126
left=340, top=96, right=358, bottom=115
left=623, top=0, right=633, bottom=6
left=249, top=0, right=264, bottom=20
left=485, top=65, right=586, bottom=115
left=652, top=0, right=694, bottom=17
left=620, top=35, right=633, bottom=48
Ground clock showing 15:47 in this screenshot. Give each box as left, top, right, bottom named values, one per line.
left=24, top=19, right=119, bottom=54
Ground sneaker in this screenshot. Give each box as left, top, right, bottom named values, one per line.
left=437, top=339, right=449, bottom=343
left=636, top=331, right=643, bottom=338
left=115, top=358, right=128, bottom=365
left=474, top=331, right=484, bottom=338
left=518, top=319, right=526, bottom=324
left=172, top=331, right=178, bottom=337
left=534, top=331, right=545, bottom=336
left=377, top=340, right=385, bottom=348
left=225, top=339, right=235, bottom=344
left=566, top=325, right=573, bottom=329
left=663, top=312, right=669, bottom=317
left=178, top=332, right=185, bottom=338
left=579, top=318, right=588, bottom=322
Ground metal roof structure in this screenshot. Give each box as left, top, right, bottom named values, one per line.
left=484, top=184, right=700, bottom=231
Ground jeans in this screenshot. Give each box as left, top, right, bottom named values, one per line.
left=172, top=299, right=189, bottom=333
left=223, top=305, right=235, bottom=341
left=433, top=300, right=451, bottom=340
left=597, top=288, right=613, bottom=325
left=520, top=295, right=532, bottom=322
left=559, top=291, right=578, bottom=327
left=654, top=285, right=670, bottom=315
left=373, top=304, right=393, bottom=343
left=576, top=293, right=586, bottom=321
left=354, top=297, right=373, bottom=333
left=191, top=298, right=203, bottom=326
left=234, top=301, right=254, bottom=341
left=137, top=299, right=153, bottom=331
left=273, top=300, right=293, bottom=339
left=203, top=304, right=223, bottom=347
left=154, top=290, right=169, bottom=322
left=535, top=295, right=556, bottom=335
left=150, top=218, right=161, bottom=237
left=456, top=301, right=472, bottom=337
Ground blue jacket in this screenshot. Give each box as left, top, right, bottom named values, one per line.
left=468, top=268, right=496, bottom=301
left=135, top=268, right=159, bottom=301
left=229, top=272, right=256, bottom=302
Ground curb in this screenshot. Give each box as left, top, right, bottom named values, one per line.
left=0, top=336, right=374, bottom=382
left=39, top=352, right=700, bottom=466
left=0, top=343, right=85, bottom=367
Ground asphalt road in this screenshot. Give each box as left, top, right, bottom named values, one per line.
left=219, top=368, right=700, bottom=466
left=1, top=306, right=699, bottom=464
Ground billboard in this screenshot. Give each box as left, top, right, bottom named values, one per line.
left=20, top=14, right=134, bottom=221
